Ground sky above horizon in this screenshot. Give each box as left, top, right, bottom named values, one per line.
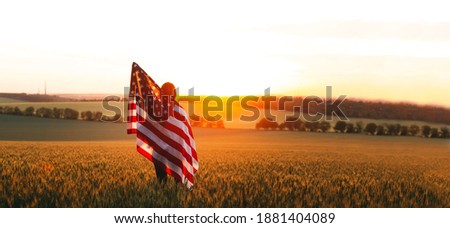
left=1, top=0, right=449, bottom=107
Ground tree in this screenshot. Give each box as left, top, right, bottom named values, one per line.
left=394, top=124, right=402, bottom=135
left=93, top=111, right=103, bottom=121
left=346, top=123, right=354, bottom=133
left=319, top=121, right=331, bottom=133
left=440, top=127, right=450, bottom=139
left=297, top=122, right=306, bottom=131
left=24, top=107, right=35, bottom=116
left=256, top=117, right=278, bottom=130
left=409, top=125, right=420, bottom=136
left=365, top=123, right=377, bottom=135
left=278, top=122, right=287, bottom=130
left=399, top=125, right=409, bottom=136
left=13, top=107, right=23, bottom=115
left=385, top=124, right=400, bottom=136
left=334, top=121, right=347, bottom=133
left=282, top=117, right=304, bottom=131
left=0, top=106, right=3, bottom=114
left=64, top=108, right=79, bottom=120
left=354, top=122, right=363, bottom=133
left=81, top=111, right=94, bottom=121
left=293, top=119, right=304, bottom=131
left=430, top=128, right=439, bottom=138
left=385, top=124, right=394, bottom=135
left=376, top=125, right=385, bottom=136
left=304, top=121, right=319, bottom=132
left=53, top=108, right=65, bottom=119
left=3, top=106, right=13, bottom=114
left=422, top=125, right=431, bottom=138
left=36, top=107, right=53, bottom=118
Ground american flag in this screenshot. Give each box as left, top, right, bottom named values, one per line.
left=127, top=62, right=198, bottom=189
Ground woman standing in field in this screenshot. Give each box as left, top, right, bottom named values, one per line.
left=153, top=82, right=177, bottom=183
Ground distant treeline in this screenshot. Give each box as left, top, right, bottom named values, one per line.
left=0, top=106, right=224, bottom=129
left=337, top=99, right=450, bottom=125
left=0, top=106, right=121, bottom=122
left=256, top=118, right=450, bottom=139
left=2, top=93, right=450, bottom=124
left=270, top=97, right=450, bottom=125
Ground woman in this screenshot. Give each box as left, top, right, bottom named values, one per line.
left=153, top=82, right=176, bottom=183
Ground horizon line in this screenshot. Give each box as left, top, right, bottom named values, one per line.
left=1, top=91, right=450, bottom=109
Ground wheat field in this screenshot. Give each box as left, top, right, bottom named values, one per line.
left=1, top=128, right=449, bottom=207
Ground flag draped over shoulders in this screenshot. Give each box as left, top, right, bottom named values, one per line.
left=127, top=62, right=198, bottom=189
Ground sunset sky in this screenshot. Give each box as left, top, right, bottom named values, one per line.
left=0, top=0, right=449, bottom=106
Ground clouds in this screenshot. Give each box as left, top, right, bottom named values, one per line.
left=0, top=0, right=449, bottom=106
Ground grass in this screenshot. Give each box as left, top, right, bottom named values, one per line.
left=1, top=126, right=449, bottom=207
left=0, top=98, right=26, bottom=103
left=0, top=115, right=130, bottom=141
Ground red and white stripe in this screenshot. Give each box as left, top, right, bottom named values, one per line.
left=127, top=86, right=198, bottom=189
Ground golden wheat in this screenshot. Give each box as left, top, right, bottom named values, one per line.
left=0, top=135, right=449, bottom=207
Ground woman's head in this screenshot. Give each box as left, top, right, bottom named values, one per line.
left=161, top=82, right=176, bottom=97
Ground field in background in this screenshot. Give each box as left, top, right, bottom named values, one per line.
left=0, top=97, right=26, bottom=103
left=0, top=115, right=131, bottom=141
left=1, top=101, right=448, bottom=130
left=1, top=127, right=449, bottom=207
